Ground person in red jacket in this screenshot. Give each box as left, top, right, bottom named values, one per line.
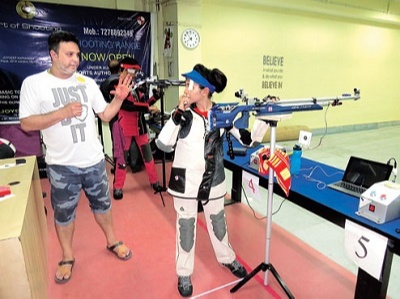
left=106, top=57, right=164, bottom=200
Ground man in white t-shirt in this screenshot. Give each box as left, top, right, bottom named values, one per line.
left=19, top=31, right=133, bottom=284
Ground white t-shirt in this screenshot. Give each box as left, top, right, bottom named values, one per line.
left=20, top=70, right=107, bottom=167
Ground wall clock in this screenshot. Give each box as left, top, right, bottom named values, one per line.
left=181, top=28, right=200, bottom=49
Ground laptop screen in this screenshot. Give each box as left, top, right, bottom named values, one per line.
left=342, top=156, right=393, bottom=188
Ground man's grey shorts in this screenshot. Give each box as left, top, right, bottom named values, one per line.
left=46, top=159, right=111, bottom=226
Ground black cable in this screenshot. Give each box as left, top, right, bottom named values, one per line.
left=241, top=184, right=265, bottom=220
left=387, top=157, right=398, bottom=168
left=272, top=198, right=287, bottom=216
left=308, top=103, right=330, bottom=150
left=241, top=184, right=287, bottom=220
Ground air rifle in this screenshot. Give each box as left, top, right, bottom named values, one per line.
left=133, top=76, right=185, bottom=90
left=208, top=88, right=360, bottom=130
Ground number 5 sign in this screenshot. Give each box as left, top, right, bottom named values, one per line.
left=344, top=220, right=388, bottom=280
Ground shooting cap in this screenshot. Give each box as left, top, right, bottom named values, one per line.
left=182, top=69, right=215, bottom=94
left=120, top=57, right=141, bottom=70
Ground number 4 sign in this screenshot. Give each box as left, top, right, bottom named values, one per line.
left=344, top=220, right=388, bottom=280
left=242, top=170, right=261, bottom=202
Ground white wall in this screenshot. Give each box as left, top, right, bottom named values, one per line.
left=200, top=0, right=400, bottom=129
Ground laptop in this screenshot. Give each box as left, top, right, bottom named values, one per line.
left=327, top=156, right=393, bottom=198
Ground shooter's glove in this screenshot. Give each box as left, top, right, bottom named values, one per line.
left=152, top=88, right=163, bottom=100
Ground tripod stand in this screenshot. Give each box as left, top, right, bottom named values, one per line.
left=230, top=119, right=294, bottom=299
left=207, top=88, right=360, bottom=298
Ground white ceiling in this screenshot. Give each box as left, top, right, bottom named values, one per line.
left=312, top=0, right=400, bottom=15
left=224, top=0, right=400, bottom=26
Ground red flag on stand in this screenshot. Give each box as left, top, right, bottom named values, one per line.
left=258, top=147, right=291, bottom=197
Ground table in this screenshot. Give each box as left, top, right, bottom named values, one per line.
left=0, top=156, right=48, bottom=299
left=223, top=143, right=400, bottom=299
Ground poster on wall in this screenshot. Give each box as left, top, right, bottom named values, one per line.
left=163, top=26, right=173, bottom=57
left=0, top=0, right=152, bottom=124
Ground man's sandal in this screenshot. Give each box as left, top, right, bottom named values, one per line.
left=54, top=259, right=75, bottom=284
left=107, top=241, right=132, bottom=260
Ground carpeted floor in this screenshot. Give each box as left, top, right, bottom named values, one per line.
left=42, top=161, right=356, bottom=299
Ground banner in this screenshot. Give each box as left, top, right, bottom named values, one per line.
left=0, top=0, right=152, bottom=123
